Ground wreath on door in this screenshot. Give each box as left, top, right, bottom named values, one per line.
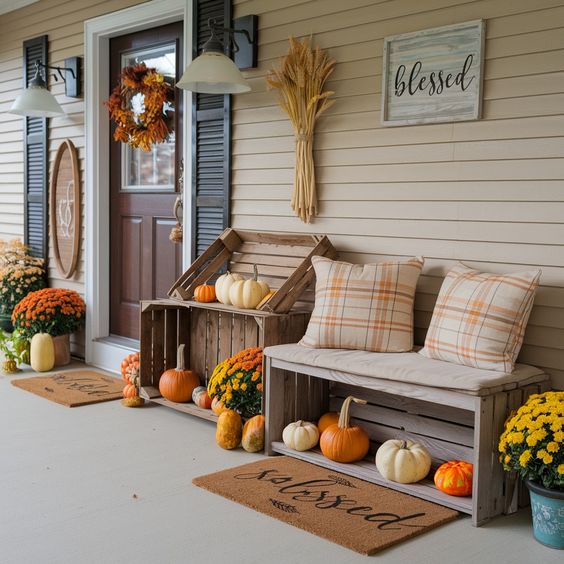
left=105, top=63, right=174, bottom=152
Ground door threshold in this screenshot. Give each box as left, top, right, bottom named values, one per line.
left=96, top=335, right=140, bottom=350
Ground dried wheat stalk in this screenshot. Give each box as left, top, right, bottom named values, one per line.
left=266, top=37, right=335, bottom=223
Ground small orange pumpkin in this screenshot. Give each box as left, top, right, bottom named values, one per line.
left=434, top=461, right=473, bottom=496
left=320, top=396, right=370, bottom=463
left=318, top=412, right=339, bottom=434
left=242, top=414, right=265, bottom=453
left=121, top=351, right=140, bottom=382
left=212, top=396, right=227, bottom=415
left=158, top=344, right=200, bottom=403
left=192, top=386, right=212, bottom=409
left=123, top=383, right=137, bottom=398
left=194, top=284, right=216, bottom=303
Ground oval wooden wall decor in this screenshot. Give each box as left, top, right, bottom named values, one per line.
left=50, top=139, right=80, bottom=279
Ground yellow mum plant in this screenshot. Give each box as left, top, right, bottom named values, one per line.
left=208, top=347, right=263, bottom=417
left=499, top=391, right=564, bottom=490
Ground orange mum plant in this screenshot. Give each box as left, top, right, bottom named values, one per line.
left=105, top=63, right=174, bottom=152
left=12, top=288, right=86, bottom=339
left=207, top=347, right=263, bottom=417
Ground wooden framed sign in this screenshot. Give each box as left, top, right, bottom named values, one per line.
left=381, top=20, right=485, bottom=126
left=50, top=139, right=80, bottom=279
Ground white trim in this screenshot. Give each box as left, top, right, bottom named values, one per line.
left=0, top=0, right=39, bottom=16
left=85, top=0, right=192, bottom=373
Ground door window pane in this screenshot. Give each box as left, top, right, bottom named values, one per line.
left=121, top=43, right=176, bottom=191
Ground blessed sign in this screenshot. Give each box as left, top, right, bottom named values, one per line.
left=381, top=20, right=485, bottom=126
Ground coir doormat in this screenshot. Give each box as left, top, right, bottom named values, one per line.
left=11, top=371, right=124, bottom=407
left=193, top=456, right=458, bottom=555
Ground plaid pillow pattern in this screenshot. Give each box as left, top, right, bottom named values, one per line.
left=300, top=256, right=424, bottom=352
left=419, top=264, right=541, bottom=372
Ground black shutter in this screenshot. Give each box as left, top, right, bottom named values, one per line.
left=191, top=0, right=231, bottom=260
left=23, top=35, right=49, bottom=260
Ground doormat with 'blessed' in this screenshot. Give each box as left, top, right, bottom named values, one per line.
left=193, top=456, right=458, bottom=555
left=11, top=371, right=124, bottom=407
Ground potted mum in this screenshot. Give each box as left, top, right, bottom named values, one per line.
left=499, top=391, right=564, bottom=549
left=0, top=240, right=45, bottom=331
left=11, top=288, right=86, bottom=366
left=207, top=347, right=263, bottom=417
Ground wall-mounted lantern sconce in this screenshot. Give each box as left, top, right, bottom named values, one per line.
left=176, top=15, right=258, bottom=94
left=10, top=57, right=81, bottom=117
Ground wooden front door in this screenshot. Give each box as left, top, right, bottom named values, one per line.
left=109, top=23, right=183, bottom=340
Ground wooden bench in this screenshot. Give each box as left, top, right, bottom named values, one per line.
left=263, top=344, right=551, bottom=526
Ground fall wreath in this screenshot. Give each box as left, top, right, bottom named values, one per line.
left=105, top=63, right=174, bottom=151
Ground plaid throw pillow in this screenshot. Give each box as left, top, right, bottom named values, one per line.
left=419, top=264, right=541, bottom=372
left=300, top=256, right=424, bottom=353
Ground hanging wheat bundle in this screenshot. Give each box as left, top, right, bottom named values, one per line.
left=266, top=37, right=335, bottom=223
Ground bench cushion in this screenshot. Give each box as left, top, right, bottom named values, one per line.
left=264, top=343, right=545, bottom=394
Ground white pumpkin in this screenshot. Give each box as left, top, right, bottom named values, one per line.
left=215, top=271, right=244, bottom=305
left=229, top=265, right=270, bottom=309
left=282, top=420, right=319, bottom=451
left=375, top=439, right=432, bottom=484
left=30, top=333, right=55, bottom=372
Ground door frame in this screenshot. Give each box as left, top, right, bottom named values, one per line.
left=85, top=0, right=192, bottom=373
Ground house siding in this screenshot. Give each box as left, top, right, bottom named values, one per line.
left=0, top=0, right=147, bottom=356
left=231, top=0, right=564, bottom=389
left=0, top=0, right=563, bottom=388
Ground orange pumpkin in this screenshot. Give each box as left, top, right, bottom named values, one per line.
left=318, top=412, right=339, bottom=434
left=192, top=386, right=212, bottom=409
left=320, top=396, right=370, bottom=463
left=194, top=284, right=216, bottom=303
left=123, top=383, right=137, bottom=398
left=121, top=351, right=140, bottom=382
left=434, top=461, right=473, bottom=496
left=158, top=344, right=200, bottom=403
left=242, top=415, right=265, bottom=453
left=212, top=396, right=227, bottom=415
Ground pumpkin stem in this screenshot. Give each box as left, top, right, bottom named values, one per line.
left=176, top=344, right=185, bottom=371
left=400, top=440, right=408, bottom=449
left=253, top=264, right=259, bottom=281
left=338, top=396, right=367, bottom=428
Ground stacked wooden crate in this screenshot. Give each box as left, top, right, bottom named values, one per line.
left=139, top=229, right=337, bottom=421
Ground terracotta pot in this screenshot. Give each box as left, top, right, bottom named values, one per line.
left=52, top=334, right=71, bottom=366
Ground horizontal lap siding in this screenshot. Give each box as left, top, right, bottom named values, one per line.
left=0, top=0, right=145, bottom=356
left=232, top=0, right=564, bottom=389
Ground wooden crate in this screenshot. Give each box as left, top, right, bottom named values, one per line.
left=139, top=299, right=310, bottom=421
left=264, top=353, right=551, bottom=526
left=168, top=228, right=337, bottom=313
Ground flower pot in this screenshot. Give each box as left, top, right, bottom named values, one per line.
left=526, top=479, right=564, bottom=549
left=52, top=334, right=71, bottom=366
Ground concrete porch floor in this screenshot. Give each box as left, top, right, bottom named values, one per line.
left=0, top=364, right=561, bottom=564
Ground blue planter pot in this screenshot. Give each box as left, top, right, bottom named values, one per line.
left=526, top=480, right=564, bottom=549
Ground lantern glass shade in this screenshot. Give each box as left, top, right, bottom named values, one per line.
left=10, top=84, right=64, bottom=118
left=176, top=51, right=251, bottom=94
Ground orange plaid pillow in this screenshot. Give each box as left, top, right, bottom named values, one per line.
left=300, top=256, right=424, bottom=352
left=419, top=264, right=541, bottom=372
